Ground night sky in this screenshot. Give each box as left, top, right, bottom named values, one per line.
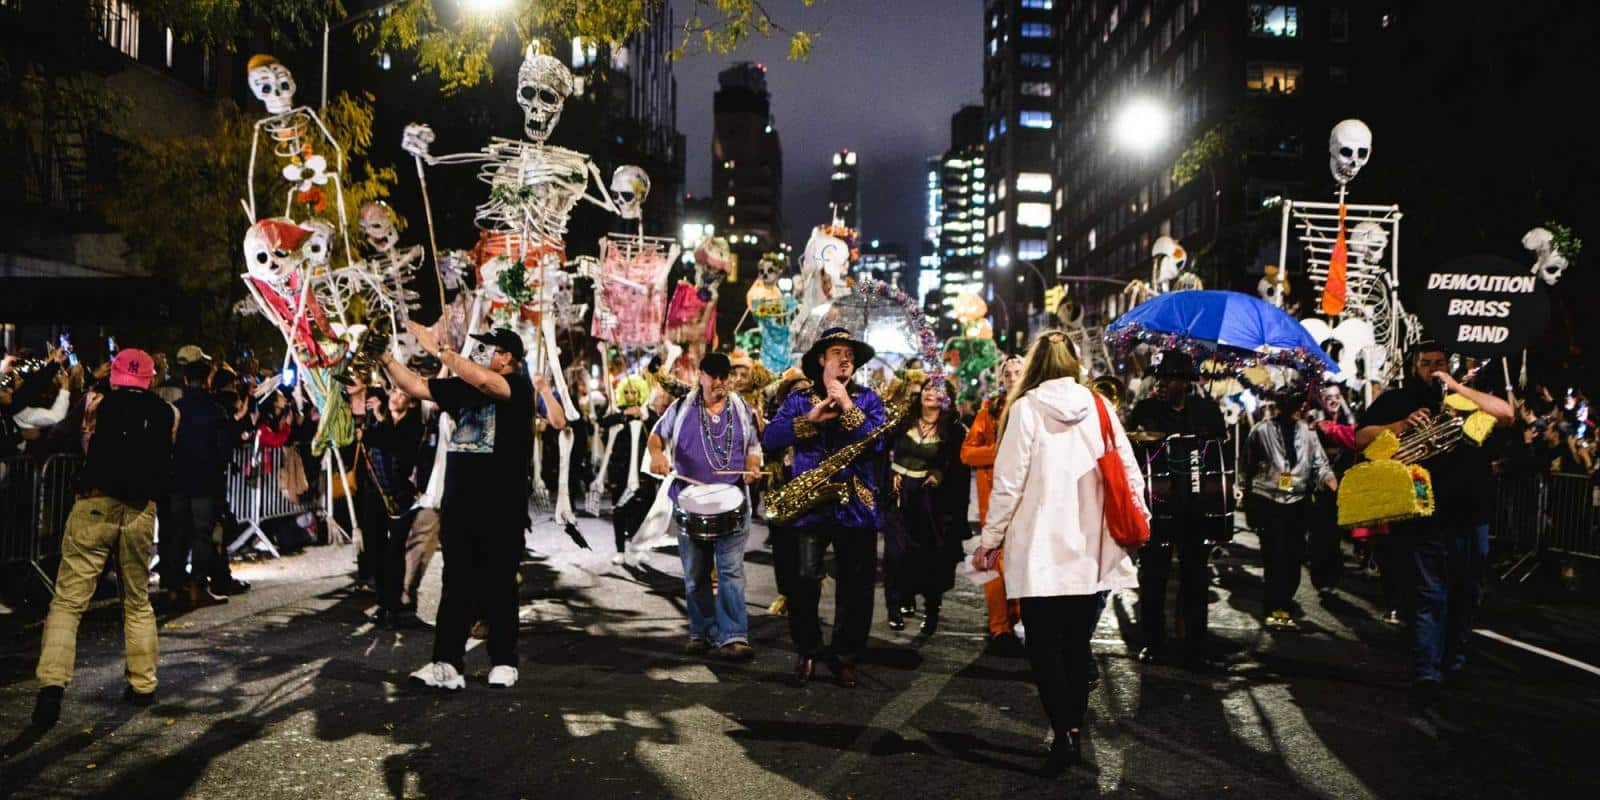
left=669, top=0, right=981, bottom=255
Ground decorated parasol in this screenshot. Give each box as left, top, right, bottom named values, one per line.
left=1107, top=290, right=1338, bottom=374
left=792, top=280, right=926, bottom=359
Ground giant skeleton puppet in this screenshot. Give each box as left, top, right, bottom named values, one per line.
left=401, top=45, right=627, bottom=527
left=1287, top=119, right=1417, bottom=390
left=1122, top=235, right=1202, bottom=305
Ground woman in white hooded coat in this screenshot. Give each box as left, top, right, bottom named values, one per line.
left=971, top=331, right=1148, bottom=775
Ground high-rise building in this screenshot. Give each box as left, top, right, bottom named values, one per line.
left=712, top=62, right=783, bottom=341
left=983, top=0, right=1061, bottom=346
left=829, top=148, right=860, bottom=230
left=920, top=155, right=944, bottom=309
left=1054, top=1, right=1388, bottom=325
left=938, top=105, right=988, bottom=335
left=859, top=240, right=909, bottom=294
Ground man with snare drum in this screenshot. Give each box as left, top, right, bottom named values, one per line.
left=649, top=352, right=763, bottom=661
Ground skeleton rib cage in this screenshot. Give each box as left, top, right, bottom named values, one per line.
left=1279, top=199, right=1420, bottom=381
left=467, top=138, right=592, bottom=249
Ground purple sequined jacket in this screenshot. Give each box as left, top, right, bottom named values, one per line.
left=761, top=384, right=887, bottom=529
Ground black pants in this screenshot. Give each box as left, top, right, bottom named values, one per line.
left=768, top=523, right=795, bottom=597
left=372, top=509, right=415, bottom=614
left=159, top=493, right=219, bottom=591
left=1307, top=491, right=1345, bottom=592
left=1257, top=497, right=1310, bottom=613
left=786, top=525, right=876, bottom=664
left=1019, top=594, right=1102, bottom=737
left=432, top=509, right=521, bottom=670
left=1137, top=520, right=1211, bottom=660
left=611, top=478, right=657, bottom=553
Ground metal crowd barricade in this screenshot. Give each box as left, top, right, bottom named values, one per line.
left=25, top=454, right=86, bottom=592
left=223, top=442, right=321, bottom=558
left=1542, top=473, right=1600, bottom=561
left=1, top=455, right=39, bottom=568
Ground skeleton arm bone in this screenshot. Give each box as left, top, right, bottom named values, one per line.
left=302, top=107, right=355, bottom=272
left=246, top=122, right=264, bottom=221
left=579, top=160, right=621, bottom=214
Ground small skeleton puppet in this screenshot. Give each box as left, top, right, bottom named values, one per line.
left=1258, top=264, right=1289, bottom=308
left=1150, top=235, right=1188, bottom=294
left=241, top=217, right=342, bottom=369
left=243, top=55, right=353, bottom=263
left=1328, top=119, right=1372, bottom=187
left=595, top=165, right=678, bottom=348
left=665, top=237, right=729, bottom=345
left=1523, top=227, right=1571, bottom=286
left=351, top=201, right=424, bottom=348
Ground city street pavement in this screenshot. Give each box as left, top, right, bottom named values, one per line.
left=2, top=514, right=1598, bottom=799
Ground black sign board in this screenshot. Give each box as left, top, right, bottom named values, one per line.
left=1418, top=254, right=1549, bottom=357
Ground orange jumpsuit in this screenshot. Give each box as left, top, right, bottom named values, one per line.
left=961, top=398, right=1020, bottom=637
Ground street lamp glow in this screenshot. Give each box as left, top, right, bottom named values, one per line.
left=464, top=0, right=513, bottom=14
left=1114, top=98, right=1167, bottom=154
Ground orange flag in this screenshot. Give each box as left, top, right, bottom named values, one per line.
left=1321, top=202, right=1349, bottom=316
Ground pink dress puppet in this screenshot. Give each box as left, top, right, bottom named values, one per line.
left=592, top=237, right=671, bottom=348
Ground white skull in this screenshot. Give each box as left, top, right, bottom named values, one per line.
left=1349, top=221, right=1389, bottom=266
left=610, top=166, right=651, bottom=220
left=243, top=218, right=309, bottom=286
left=803, top=227, right=850, bottom=280
left=1329, top=119, right=1372, bottom=185
left=1524, top=226, right=1570, bottom=285
left=300, top=218, right=336, bottom=267
left=1220, top=397, right=1242, bottom=427
left=247, top=58, right=296, bottom=115
left=359, top=202, right=400, bottom=253
left=1151, top=235, right=1186, bottom=286
left=516, top=51, right=573, bottom=143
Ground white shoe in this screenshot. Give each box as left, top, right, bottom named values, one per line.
left=1012, top=621, right=1027, bottom=645
left=487, top=665, right=519, bottom=688
left=408, top=661, right=465, bottom=691
left=0, top=601, right=13, bottom=615
left=611, top=553, right=627, bottom=565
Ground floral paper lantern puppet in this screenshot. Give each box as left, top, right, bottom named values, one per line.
left=593, top=165, right=677, bottom=348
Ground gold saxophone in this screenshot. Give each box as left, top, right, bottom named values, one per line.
left=765, top=384, right=912, bottom=525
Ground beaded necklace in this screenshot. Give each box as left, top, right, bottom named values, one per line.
left=698, top=397, right=736, bottom=471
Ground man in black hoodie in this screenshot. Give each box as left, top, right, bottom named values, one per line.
left=159, top=360, right=234, bottom=609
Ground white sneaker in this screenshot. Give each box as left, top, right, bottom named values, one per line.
left=611, top=553, right=627, bottom=565
left=0, top=601, right=13, bottom=615
left=408, top=661, right=465, bottom=691
left=486, top=665, right=519, bottom=688
left=1012, top=621, right=1027, bottom=645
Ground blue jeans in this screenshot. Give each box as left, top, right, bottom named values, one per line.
left=679, top=527, right=750, bottom=646
left=1401, top=521, right=1489, bottom=683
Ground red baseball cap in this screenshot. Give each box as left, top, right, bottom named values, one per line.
left=110, top=348, right=156, bottom=389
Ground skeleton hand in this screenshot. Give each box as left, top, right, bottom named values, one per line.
left=401, top=124, right=435, bottom=160
left=569, top=255, right=600, bottom=279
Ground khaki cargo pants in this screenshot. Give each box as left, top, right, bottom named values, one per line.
left=36, top=496, right=159, bottom=694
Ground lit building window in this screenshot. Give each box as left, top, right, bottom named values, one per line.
left=378, top=52, right=392, bottom=70
left=1017, top=172, right=1052, bottom=193
left=1020, top=52, right=1053, bottom=69
left=1246, top=62, right=1302, bottom=94
left=1018, top=239, right=1048, bottom=260
left=1021, top=22, right=1054, bottom=38
left=1021, top=82, right=1053, bottom=97
left=1248, top=4, right=1299, bottom=38
left=165, top=27, right=174, bottom=68
left=101, top=1, right=139, bottom=59
left=1017, top=202, right=1052, bottom=228
left=1019, top=111, right=1053, bottom=129
left=726, top=195, right=736, bottom=207
left=1021, top=0, right=1054, bottom=9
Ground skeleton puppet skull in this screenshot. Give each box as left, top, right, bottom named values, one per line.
left=610, top=166, right=651, bottom=220
left=243, top=218, right=311, bottom=286
left=359, top=202, right=400, bottom=253
left=300, top=218, right=336, bottom=268
left=247, top=55, right=296, bottom=116
left=1151, top=235, right=1187, bottom=284
left=1349, top=221, right=1389, bottom=266
left=1524, top=226, right=1570, bottom=285
left=1329, top=119, right=1372, bottom=185
left=516, top=51, right=574, bottom=143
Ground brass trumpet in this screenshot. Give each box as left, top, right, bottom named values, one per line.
left=1089, top=375, right=1127, bottom=411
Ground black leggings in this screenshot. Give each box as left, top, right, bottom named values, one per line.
left=1019, top=594, right=1103, bottom=737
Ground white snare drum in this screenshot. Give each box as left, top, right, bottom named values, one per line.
left=673, top=483, right=748, bottom=541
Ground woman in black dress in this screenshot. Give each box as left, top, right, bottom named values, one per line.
left=882, top=378, right=971, bottom=634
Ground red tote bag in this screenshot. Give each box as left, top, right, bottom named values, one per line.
left=1093, top=393, right=1151, bottom=549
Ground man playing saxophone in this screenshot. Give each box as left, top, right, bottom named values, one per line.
left=762, top=327, right=888, bottom=689
left=1355, top=340, right=1513, bottom=709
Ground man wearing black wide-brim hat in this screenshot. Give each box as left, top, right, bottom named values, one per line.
left=1127, top=348, right=1228, bottom=671
left=762, top=327, right=888, bottom=689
